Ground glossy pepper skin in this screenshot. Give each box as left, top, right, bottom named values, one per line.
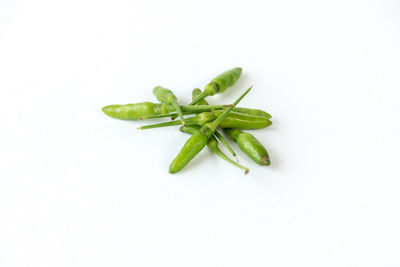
left=231, top=107, right=271, bottom=119
left=212, top=110, right=272, bottom=129
left=207, top=67, right=242, bottom=93
left=224, top=129, right=270, bottom=166
left=102, top=101, right=271, bottom=120
left=170, top=89, right=220, bottom=174
left=139, top=110, right=272, bottom=130
left=102, top=102, right=232, bottom=120
left=153, top=86, right=185, bottom=124
left=192, top=88, right=209, bottom=105
left=169, top=133, right=209, bottom=173
left=191, top=67, right=242, bottom=105
left=169, top=86, right=251, bottom=174
left=192, top=88, right=271, bottom=119
left=192, top=88, right=237, bottom=159
left=102, top=102, right=162, bottom=120
left=180, top=125, right=248, bottom=174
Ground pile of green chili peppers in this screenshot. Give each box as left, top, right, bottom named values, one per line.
left=102, top=67, right=273, bottom=174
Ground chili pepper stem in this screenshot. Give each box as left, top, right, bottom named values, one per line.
left=213, top=130, right=237, bottom=159
left=212, top=148, right=249, bottom=174
left=138, top=120, right=181, bottom=129
left=140, top=104, right=232, bottom=120
left=140, top=113, right=178, bottom=120
left=189, top=90, right=210, bottom=106
left=170, top=98, right=185, bottom=126
left=202, top=86, right=252, bottom=137
left=189, top=82, right=218, bottom=106
left=148, top=88, right=252, bottom=133
left=169, top=86, right=252, bottom=174
left=191, top=88, right=238, bottom=160
left=180, top=125, right=247, bottom=173
left=182, top=104, right=233, bottom=110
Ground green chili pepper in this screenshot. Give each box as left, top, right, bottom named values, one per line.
left=224, top=129, right=270, bottom=166
left=153, top=86, right=185, bottom=125
left=139, top=110, right=272, bottom=130
left=180, top=125, right=249, bottom=174
left=102, top=102, right=232, bottom=120
left=102, top=101, right=270, bottom=121
left=171, top=90, right=271, bottom=123
left=169, top=86, right=251, bottom=174
left=102, top=102, right=157, bottom=120
left=148, top=106, right=271, bottom=121
left=192, top=88, right=209, bottom=105
left=191, top=67, right=242, bottom=105
left=160, top=103, right=170, bottom=114
left=192, top=88, right=237, bottom=160
left=230, top=107, right=271, bottom=119
left=213, top=130, right=237, bottom=160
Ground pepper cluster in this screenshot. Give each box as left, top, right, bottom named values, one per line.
left=102, top=68, right=273, bottom=174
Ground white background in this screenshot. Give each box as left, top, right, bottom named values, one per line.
left=1, top=0, right=400, bottom=266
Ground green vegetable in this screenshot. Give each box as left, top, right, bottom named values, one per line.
left=102, top=66, right=275, bottom=173
left=229, top=107, right=271, bottom=119
left=102, top=102, right=270, bottom=121
left=224, top=129, right=270, bottom=166
left=192, top=88, right=237, bottom=159
left=192, top=88, right=209, bottom=106
left=153, top=86, right=185, bottom=125
left=139, top=110, right=272, bottom=130
left=213, top=130, right=237, bottom=160
left=102, top=102, right=159, bottom=120
left=180, top=125, right=248, bottom=174
left=192, top=88, right=271, bottom=118
left=102, top=102, right=232, bottom=120
left=169, top=86, right=251, bottom=173
left=191, top=67, right=242, bottom=105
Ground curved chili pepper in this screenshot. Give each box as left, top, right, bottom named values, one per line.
left=180, top=125, right=248, bottom=174
left=192, top=88, right=237, bottom=160
left=169, top=86, right=251, bottom=173
left=191, top=67, right=242, bottom=105
left=224, top=129, right=270, bottom=166
left=102, top=102, right=231, bottom=120
left=102, top=102, right=270, bottom=121
left=191, top=87, right=271, bottom=119
left=153, top=86, right=185, bottom=125
left=139, top=110, right=272, bottom=130
left=192, top=88, right=209, bottom=105
left=230, top=107, right=271, bottom=119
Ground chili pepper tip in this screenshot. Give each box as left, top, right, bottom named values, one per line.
left=262, top=156, right=271, bottom=166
